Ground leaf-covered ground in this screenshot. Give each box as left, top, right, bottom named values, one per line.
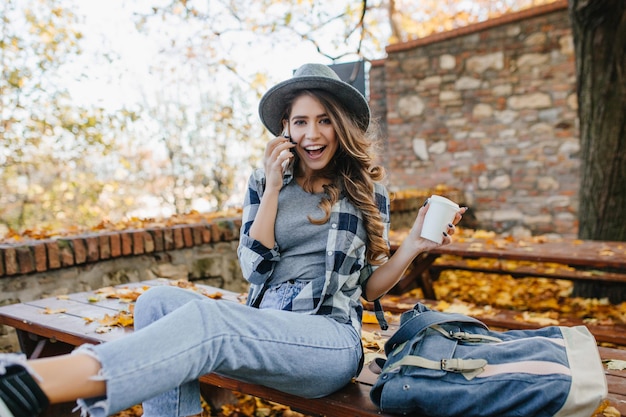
left=431, top=268, right=625, bottom=326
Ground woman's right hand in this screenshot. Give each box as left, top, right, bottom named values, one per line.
left=249, top=135, right=294, bottom=247
left=263, top=135, right=294, bottom=191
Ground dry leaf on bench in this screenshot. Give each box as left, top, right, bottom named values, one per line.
left=604, top=359, right=626, bottom=371
left=43, top=307, right=67, bottom=315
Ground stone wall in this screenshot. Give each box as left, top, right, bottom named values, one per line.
left=370, top=0, right=579, bottom=237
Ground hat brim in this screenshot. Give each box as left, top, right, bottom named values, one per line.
left=259, top=76, right=370, bottom=136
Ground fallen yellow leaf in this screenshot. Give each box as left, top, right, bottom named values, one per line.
left=43, top=307, right=67, bottom=315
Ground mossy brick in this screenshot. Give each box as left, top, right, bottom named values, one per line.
left=109, top=233, right=122, bottom=257
left=2, top=247, right=18, bottom=275
left=132, top=231, right=144, bottom=255
left=151, top=229, right=164, bottom=252
left=191, top=257, right=219, bottom=279
left=173, top=227, right=185, bottom=249
left=71, top=238, right=87, bottom=264
left=217, top=220, right=236, bottom=241
left=120, top=232, right=133, bottom=256
left=143, top=231, right=155, bottom=253
left=163, top=228, right=174, bottom=251
left=182, top=227, right=193, bottom=248
left=46, top=242, right=61, bottom=269
left=98, top=235, right=111, bottom=260
left=16, top=246, right=35, bottom=274
left=57, top=240, right=75, bottom=267
left=86, top=236, right=100, bottom=262
left=33, top=243, right=47, bottom=272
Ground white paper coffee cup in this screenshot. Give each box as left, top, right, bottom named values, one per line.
left=420, top=195, right=460, bottom=244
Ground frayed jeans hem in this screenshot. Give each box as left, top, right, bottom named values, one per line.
left=72, top=345, right=111, bottom=417
left=74, top=397, right=109, bottom=417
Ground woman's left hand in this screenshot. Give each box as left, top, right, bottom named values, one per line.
left=403, top=200, right=468, bottom=254
left=364, top=200, right=467, bottom=301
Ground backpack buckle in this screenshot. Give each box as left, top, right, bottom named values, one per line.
left=440, top=359, right=462, bottom=372
left=441, top=358, right=487, bottom=380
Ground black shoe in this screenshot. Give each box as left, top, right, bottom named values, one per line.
left=0, top=364, right=49, bottom=417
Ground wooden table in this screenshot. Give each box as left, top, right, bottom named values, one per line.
left=390, top=235, right=626, bottom=301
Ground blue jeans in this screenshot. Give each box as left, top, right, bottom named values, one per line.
left=76, top=285, right=362, bottom=417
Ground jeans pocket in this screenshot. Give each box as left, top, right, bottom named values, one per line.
left=259, top=280, right=307, bottom=310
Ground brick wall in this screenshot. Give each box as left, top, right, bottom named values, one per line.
left=0, top=219, right=245, bottom=301
left=371, top=0, right=578, bottom=237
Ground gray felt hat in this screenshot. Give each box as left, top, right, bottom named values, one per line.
left=258, top=63, right=370, bottom=136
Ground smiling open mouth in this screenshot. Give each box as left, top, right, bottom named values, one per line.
left=305, top=145, right=326, bottom=157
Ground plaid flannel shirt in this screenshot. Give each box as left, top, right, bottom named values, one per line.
left=237, top=168, right=390, bottom=334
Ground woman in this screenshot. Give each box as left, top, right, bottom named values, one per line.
left=0, top=63, right=465, bottom=417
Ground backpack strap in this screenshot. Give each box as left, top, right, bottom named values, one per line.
left=373, top=299, right=389, bottom=330
left=385, top=305, right=487, bottom=355
left=430, top=324, right=502, bottom=343
left=385, top=355, right=487, bottom=380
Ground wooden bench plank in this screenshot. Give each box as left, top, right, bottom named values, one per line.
left=0, top=303, right=125, bottom=346
left=199, top=373, right=390, bottom=417
left=26, top=298, right=125, bottom=317
left=428, top=239, right=626, bottom=270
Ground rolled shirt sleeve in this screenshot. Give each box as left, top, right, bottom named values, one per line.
left=237, top=169, right=284, bottom=285
left=238, top=233, right=281, bottom=285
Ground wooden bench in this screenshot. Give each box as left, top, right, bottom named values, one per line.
left=0, top=279, right=394, bottom=417
left=389, top=237, right=626, bottom=301
left=1, top=279, right=625, bottom=415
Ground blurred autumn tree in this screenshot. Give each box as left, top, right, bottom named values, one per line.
left=138, top=0, right=557, bottom=65
left=569, top=0, right=626, bottom=241
left=0, top=0, right=140, bottom=235
left=128, top=6, right=266, bottom=216
left=0, top=0, right=263, bottom=237
left=135, top=71, right=258, bottom=215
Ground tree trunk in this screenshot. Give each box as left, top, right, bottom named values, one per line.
left=569, top=0, right=626, bottom=241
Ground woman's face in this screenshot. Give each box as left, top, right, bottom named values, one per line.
left=287, top=94, right=338, bottom=176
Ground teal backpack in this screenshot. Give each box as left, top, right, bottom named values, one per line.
left=370, top=303, right=607, bottom=416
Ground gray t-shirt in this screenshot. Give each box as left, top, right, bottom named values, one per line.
left=270, top=180, right=330, bottom=285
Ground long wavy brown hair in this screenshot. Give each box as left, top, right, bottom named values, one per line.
left=282, top=89, right=390, bottom=265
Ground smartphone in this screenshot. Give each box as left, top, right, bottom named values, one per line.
left=281, top=128, right=292, bottom=171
